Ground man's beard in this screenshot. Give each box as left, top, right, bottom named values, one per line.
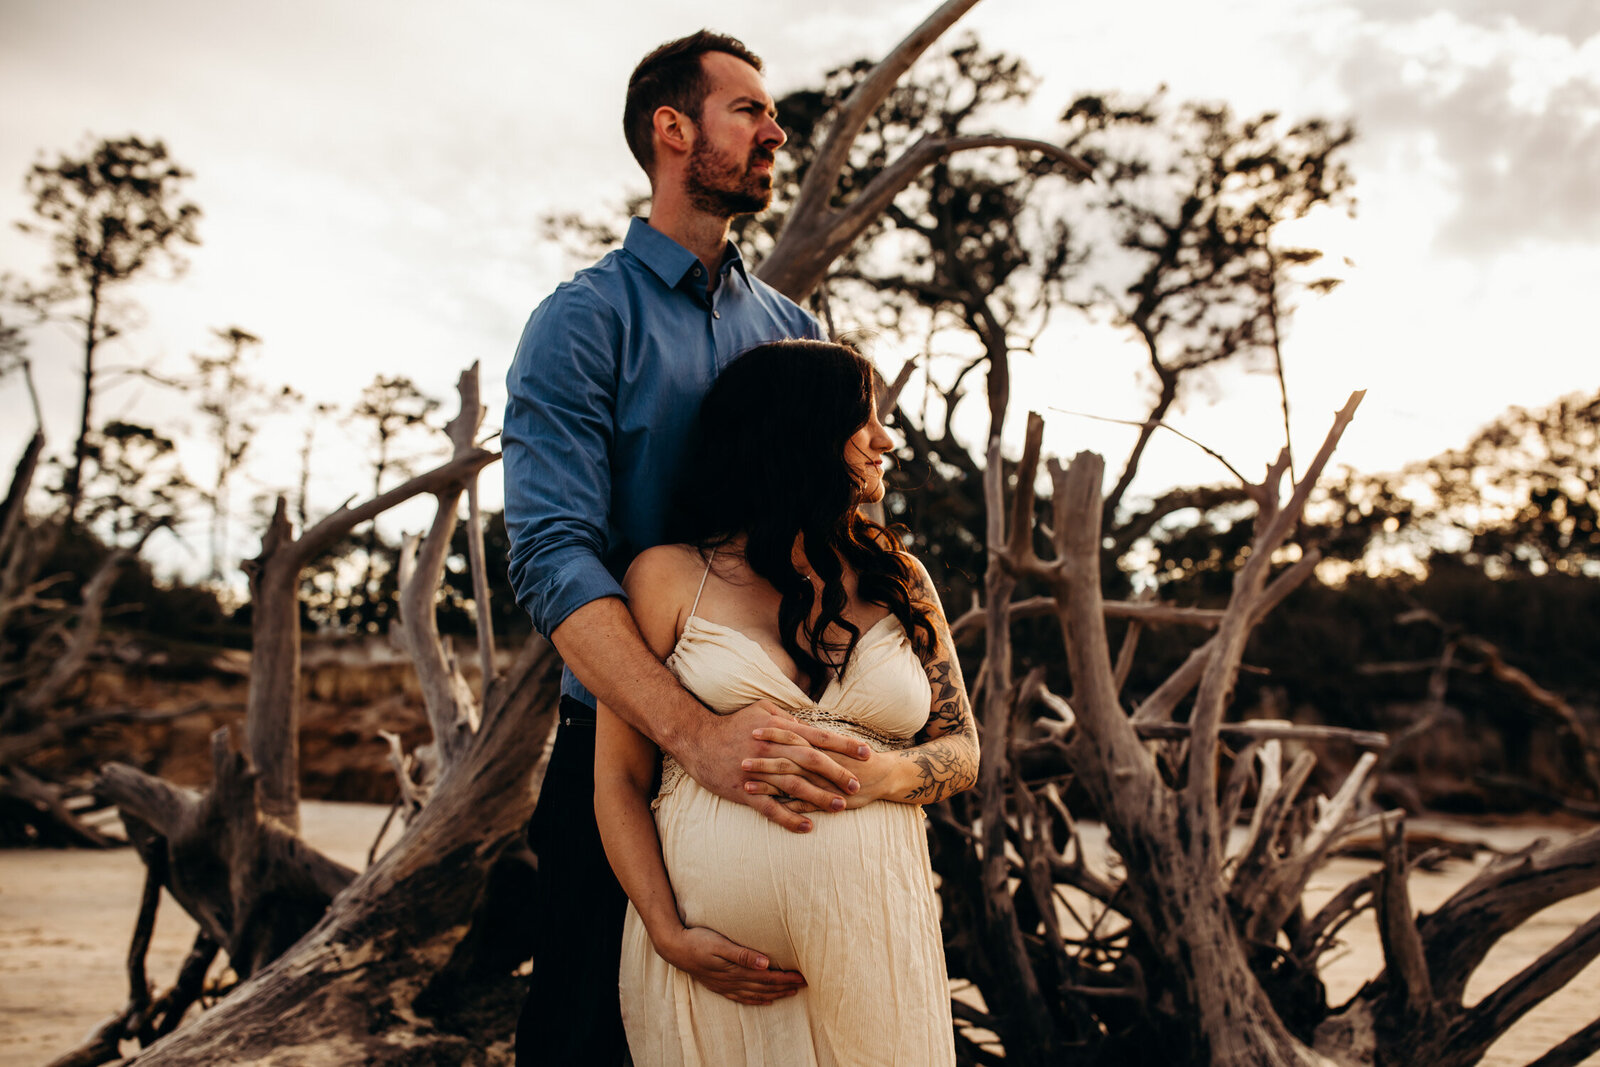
left=685, top=139, right=774, bottom=217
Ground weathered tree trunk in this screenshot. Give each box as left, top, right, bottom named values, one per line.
left=938, top=405, right=1364, bottom=1063
left=933, top=394, right=1600, bottom=1065
left=98, top=730, right=358, bottom=978
left=1043, top=431, right=1344, bottom=1064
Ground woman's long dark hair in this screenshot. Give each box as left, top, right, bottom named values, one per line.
left=665, top=339, right=937, bottom=696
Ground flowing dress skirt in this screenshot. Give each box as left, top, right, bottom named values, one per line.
left=618, top=776, right=954, bottom=1067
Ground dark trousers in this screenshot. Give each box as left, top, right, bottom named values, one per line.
left=515, top=698, right=630, bottom=1065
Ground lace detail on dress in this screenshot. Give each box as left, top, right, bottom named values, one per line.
left=653, top=704, right=915, bottom=809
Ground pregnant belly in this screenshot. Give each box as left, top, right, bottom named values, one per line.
left=654, top=779, right=937, bottom=974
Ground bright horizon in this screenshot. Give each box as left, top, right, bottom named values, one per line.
left=2, top=0, right=1596, bottom=585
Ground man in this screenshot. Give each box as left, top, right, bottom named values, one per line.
left=502, top=31, right=871, bottom=1063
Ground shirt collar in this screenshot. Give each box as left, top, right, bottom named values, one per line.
left=624, top=216, right=748, bottom=291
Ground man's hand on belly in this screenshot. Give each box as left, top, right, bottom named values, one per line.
left=557, top=600, right=867, bottom=833
left=678, top=700, right=870, bottom=833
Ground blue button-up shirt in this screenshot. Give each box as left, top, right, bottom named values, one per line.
left=503, top=217, right=823, bottom=707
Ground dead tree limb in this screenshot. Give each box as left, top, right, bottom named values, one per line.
left=1132, top=551, right=1322, bottom=726
left=241, top=367, right=499, bottom=829
left=0, top=763, right=120, bottom=847
left=1375, top=813, right=1437, bottom=1022
left=9, top=544, right=134, bottom=723
left=97, top=727, right=357, bottom=978
left=968, top=426, right=1059, bottom=1062
left=1185, top=393, right=1364, bottom=838
left=48, top=845, right=174, bottom=1067
left=758, top=0, right=1090, bottom=301
left=0, top=431, right=44, bottom=574
left=1457, top=634, right=1600, bottom=798
left=1525, top=1014, right=1600, bottom=1067
left=73, top=358, right=560, bottom=1063
left=1387, top=607, right=1600, bottom=800
left=1131, top=720, right=1388, bottom=750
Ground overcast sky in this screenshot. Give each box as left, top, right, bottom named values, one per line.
left=2, top=0, right=1596, bottom=580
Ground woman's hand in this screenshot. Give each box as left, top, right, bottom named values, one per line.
left=653, top=924, right=807, bottom=1006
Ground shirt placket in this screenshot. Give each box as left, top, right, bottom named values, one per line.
left=705, top=267, right=733, bottom=370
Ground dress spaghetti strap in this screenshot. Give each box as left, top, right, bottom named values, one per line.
left=687, top=547, right=717, bottom=622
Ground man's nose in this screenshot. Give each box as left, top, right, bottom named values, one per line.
left=761, top=115, right=786, bottom=150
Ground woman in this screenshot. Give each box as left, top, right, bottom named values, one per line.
left=595, top=339, right=978, bottom=1065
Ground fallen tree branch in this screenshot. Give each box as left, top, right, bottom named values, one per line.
left=1131, top=551, right=1321, bottom=725
left=1376, top=813, right=1437, bottom=1023
left=242, top=365, right=500, bottom=828
left=1133, top=720, right=1388, bottom=750
left=951, top=594, right=1226, bottom=644
left=1419, top=826, right=1600, bottom=1006
left=0, top=700, right=235, bottom=764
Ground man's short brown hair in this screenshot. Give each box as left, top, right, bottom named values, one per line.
left=623, top=30, right=764, bottom=175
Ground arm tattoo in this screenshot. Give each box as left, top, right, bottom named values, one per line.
left=904, top=563, right=978, bottom=803
left=923, top=649, right=971, bottom=737
left=905, top=734, right=976, bottom=803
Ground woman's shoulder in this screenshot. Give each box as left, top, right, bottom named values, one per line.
left=623, top=544, right=710, bottom=600
left=623, top=545, right=712, bottom=657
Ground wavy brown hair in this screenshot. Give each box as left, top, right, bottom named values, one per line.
left=665, top=340, right=937, bottom=697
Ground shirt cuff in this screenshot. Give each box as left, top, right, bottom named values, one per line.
left=529, top=553, right=627, bottom=637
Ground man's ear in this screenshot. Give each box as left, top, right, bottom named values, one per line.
left=653, top=105, right=694, bottom=162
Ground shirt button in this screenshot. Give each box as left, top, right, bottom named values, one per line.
left=713, top=310, right=721, bottom=319
left=692, top=267, right=702, bottom=277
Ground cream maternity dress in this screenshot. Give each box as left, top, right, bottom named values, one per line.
left=617, top=572, right=955, bottom=1066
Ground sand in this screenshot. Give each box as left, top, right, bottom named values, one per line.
left=0, top=802, right=395, bottom=1066
left=1, top=805, right=1595, bottom=1066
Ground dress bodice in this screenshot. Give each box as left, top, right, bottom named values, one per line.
left=655, top=613, right=933, bottom=801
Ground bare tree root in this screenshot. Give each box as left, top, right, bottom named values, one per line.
left=1317, top=826, right=1600, bottom=1065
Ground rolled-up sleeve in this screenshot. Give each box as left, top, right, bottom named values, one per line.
left=502, top=283, right=625, bottom=637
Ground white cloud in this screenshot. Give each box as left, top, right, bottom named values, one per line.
left=1327, top=6, right=1600, bottom=253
